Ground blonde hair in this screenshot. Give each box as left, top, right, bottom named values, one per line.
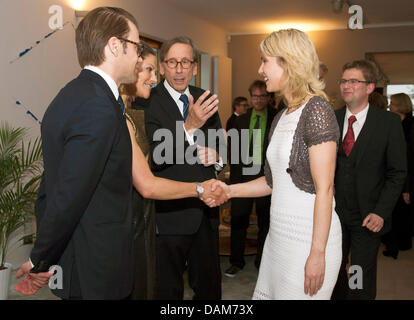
left=260, top=29, right=328, bottom=107
left=391, top=93, right=413, bottom=115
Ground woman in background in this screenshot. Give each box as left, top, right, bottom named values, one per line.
left=382, top=93, right=413, bottom=258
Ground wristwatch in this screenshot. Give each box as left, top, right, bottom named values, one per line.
left=196, top=183, right=204, bottom=198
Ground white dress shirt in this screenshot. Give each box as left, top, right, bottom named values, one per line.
left=342, top=103, right=370, bottom=141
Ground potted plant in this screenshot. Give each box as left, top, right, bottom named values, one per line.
left=0, top=122, right=42, bottom=299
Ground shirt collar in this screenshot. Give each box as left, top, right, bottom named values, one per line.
left=345, top=103, right=369, bottom=122
left=252, top=108, right=268, bottom=119
left=84, top=65, right=119, bottom=100
left=163, top=79, right=190, bottom=103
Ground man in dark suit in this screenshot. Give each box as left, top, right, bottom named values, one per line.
left=15, top=7, right=142, bottom=300
left=332, top=60, right=406, bottom=300
left=224, top=80, right=277, bottom=277
left=145, top=36, right=225, bottom=300
left=225, top=96, right=249, bottom=131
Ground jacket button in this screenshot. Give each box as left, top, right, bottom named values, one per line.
left=286, top=168, right=292, bottom=174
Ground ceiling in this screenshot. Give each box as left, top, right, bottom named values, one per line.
left=164, top=0, right=414, bottom=34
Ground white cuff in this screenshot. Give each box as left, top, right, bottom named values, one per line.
left=214, top=156, right=224, bottom=171
left=183, top=124, right=195, bottom=145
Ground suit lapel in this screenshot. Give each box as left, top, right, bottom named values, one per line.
left=354, top=106, right=378, bottom=167
left=156, top=82, right=185, bottom=123
left=243, top=109, right=253, bottom=129
left=336, top=107, right=346, bottom=151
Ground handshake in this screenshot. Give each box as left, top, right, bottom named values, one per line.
left=199, top=179, right=231, bottom=207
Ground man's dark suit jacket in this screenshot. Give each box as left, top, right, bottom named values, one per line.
left=334, top=105, right=407, bottom=235
left=30, top=69, right=134, bottom=299
left=229, top=107, right=278, bottom=184
left=226, top=113, right=238, bottom=131
left=145, top=83, right=224, bottom=235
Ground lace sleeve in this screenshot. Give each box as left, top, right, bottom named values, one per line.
left=303, top=97, right=340, bottom=148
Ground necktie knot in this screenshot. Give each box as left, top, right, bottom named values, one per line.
left=179, top=94, right=189, bottom=105
left=179, top=94, right=189, bottom=122
left=348, top=115, right=356, bottom=126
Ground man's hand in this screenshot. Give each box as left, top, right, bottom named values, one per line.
left=362, top=213, right=384, bottom=233
left=14, top=260, right=53, bottom=295
left=200, top=179, right=229, bottom=207
left=184, top=91, right=219, bottom=133
left=197, top=146, right=219, bottom=167
left=402, top=192, right=410, bottom=205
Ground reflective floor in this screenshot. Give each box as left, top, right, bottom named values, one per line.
left=7, top=243, right=414, bottom=300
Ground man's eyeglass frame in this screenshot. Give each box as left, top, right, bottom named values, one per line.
left=338, top=79, right=372, bottom=86
left=118, top=37, right=144, bottom=57
left=163, top=59, right=195, bottom=69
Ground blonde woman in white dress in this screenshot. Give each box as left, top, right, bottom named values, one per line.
left=215, top=29, right=342, bottom=299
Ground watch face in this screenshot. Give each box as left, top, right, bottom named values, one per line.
left=197, top=184, right=204, bottom=194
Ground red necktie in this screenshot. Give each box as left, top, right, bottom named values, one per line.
left=343, top=115, right=357, bottom=157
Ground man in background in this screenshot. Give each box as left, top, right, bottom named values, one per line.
left=226, top=96, right=249, bottom=131
left=225, top=80, right=277, bottom=277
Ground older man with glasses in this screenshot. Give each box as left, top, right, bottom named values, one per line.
left=145, top=36, right=226, bottom=300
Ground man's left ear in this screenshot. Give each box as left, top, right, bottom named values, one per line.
left=192, top=63, right=198, bottom=77
left=367, top=83, right=375, bottom=95
left=107, top=36, right=120, bottom=57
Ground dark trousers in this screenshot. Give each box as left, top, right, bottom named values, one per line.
left=229, top=195, right=271, bottom=269
left=332, top=209, right=381, bottom=300
left=155, top=214, right=221, bottom=300
left=382, top=196, right=412, bottom=254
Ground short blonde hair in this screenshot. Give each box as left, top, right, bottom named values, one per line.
left=391, top=93, right=413, bottom=115
left=260, top=29, right=327, bottom=107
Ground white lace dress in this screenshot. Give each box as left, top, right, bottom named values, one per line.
left=252, top=104, right=342, bottom=300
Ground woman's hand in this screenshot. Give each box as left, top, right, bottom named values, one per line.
left=211, top=180, right=231, bottom=199
left=304, top=250, right=325, bottom=297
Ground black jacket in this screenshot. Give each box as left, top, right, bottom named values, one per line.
left=334, top=105, right=407, bottom=234
left=31, top=69, right=134, bottom=299
left=145, top=82, right=225, bottom=235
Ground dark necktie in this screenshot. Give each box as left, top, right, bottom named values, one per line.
left=343, top=115, right=357, bottom=157
left=117, top=96, right=125, bottom=116
left=179, top=94, right=189, bottom=122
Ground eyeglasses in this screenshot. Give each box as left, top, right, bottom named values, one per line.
left=251, top=94, right=268, bottom=99
left=118, top=38, right=144, bottom=57
left=239, top=103, right=249, bottom=107
left=338, top=79, right=370, bottom=86
left=164, top=58, right=194, bottom=69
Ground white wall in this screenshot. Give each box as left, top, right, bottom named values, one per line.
left=0, top=0, right=228, bottom=265
left=0, top=0, right=228, bottom=140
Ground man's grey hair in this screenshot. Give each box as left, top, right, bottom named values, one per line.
left=159, top=36, right=199, bottom=63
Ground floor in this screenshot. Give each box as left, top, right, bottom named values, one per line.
left=6, top=242, right=414, bottom=300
